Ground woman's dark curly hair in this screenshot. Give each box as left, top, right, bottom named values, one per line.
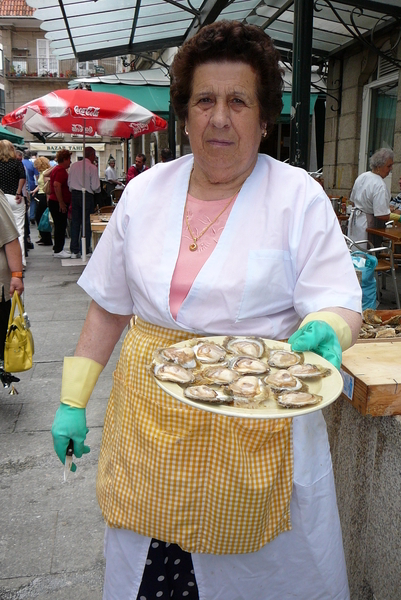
left=170, top=21, right=284, bottom=136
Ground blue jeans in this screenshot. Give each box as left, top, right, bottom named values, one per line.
left=70, top=190, right=94, bottom=254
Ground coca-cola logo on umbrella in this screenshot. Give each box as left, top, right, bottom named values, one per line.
left=72, top=123, right=94, bottom=134
left=73, top=105, right=100, bottom=117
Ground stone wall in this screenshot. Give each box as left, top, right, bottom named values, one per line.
left=323, top=400, right=401, bottom=600
left=324, top=33, right=401, bottom=199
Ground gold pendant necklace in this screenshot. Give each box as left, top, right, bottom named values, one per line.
left=185, top=187, right=241, bottom=252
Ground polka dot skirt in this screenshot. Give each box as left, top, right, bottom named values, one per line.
left=136, top=538, right=199, bottom=599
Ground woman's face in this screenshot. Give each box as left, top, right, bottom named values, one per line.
left=375, top=158, right=393, bottom=179
left=186, top=61, right=264, bottom=184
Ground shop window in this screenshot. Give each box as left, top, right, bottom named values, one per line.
left=367, top=81, right=398, bottom=166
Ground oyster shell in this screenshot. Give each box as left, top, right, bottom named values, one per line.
left=277, top=391, right=322, bottom=408
left=193, top=341, right=226, bottom=364
left=264, top=370, right=302, bottom=391
left=268, top=350, right=303, bottom=369
left=223, top=336, right=266, bottom=358
left=228, top=356, right=270, bottom=375
left=153, top=363, right=195, bottom=384
left=228, top=375, right=264, bottom=398
left=363, top=309, right=382, bottom=325
left=158, top=345, right=197, bottom=369
left=375, top=327, right=396, bottom=338
left=287, top=363, right=331, bottom=379
left=200, top=366, right=240, bottom=385
left=184, top=385, right=230, bottom=403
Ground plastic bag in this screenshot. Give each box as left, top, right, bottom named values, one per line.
left=38, top=207, right=52, bottom=233
left=351, top=251, right=377, bottom=310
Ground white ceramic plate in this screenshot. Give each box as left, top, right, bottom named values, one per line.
left=154, top=337, right=343, bottom=419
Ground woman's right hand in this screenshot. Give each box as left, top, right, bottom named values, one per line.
left=59, top=201, right=67, bottom=213
left=51, top=404, right=90, bottom=472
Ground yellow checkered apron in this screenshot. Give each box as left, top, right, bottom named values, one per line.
left=97, top=318, right=294, bottom=555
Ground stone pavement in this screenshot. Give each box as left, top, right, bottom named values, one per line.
left=0, top=227, right=124, bottom=599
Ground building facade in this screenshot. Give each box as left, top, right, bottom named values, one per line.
left=324, top=26, right=400, bottom=199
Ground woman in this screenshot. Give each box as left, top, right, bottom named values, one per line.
left=33, top=156, right=53, bottom=246
left=0, top=189, right=24, bottom=387
left=348, top=147, right=400, bottom=248
left=52, top=22, right=362, bottom=599
left=47, top=149, right=71, bottom=258
left=0, top=140, right=26, bottom=267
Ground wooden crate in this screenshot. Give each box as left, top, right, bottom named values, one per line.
left=341, top=341, right=401, bottom=416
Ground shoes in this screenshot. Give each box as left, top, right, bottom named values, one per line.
left=70, top=252, right=81, bottom=259
left=37, top=240, right=45, bottom=245
left=27, top=242, right=34, bottom=250
left=30, top=219, right=35, bottom=225
left=53, top=250, right=71, bottom=258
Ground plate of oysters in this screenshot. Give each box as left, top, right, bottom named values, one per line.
left=152, top=336, right=344, bottom=419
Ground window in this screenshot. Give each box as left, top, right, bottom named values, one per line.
left=37, top=39, right=58, bottom=76
left=359, top=72, right=399, bottom=181
left=0, top=88, right=5, bottom=116
left=76, top=61, right=98, bottom=76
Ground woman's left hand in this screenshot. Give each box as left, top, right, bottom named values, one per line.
left=10, top=276, right=24, bottom=296
left=288, top=321, right=342, bottom=369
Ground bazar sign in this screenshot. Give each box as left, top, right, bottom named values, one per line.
left=29, top=143, right=105, bottom=152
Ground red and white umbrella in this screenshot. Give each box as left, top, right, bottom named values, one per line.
left=2, top=89, right=167, bottom=260
left=2, top=88, right=167, bottom=138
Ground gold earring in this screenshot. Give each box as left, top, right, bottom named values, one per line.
left=262, top=126, right=267, bottom=138
left=184, top=125, right=189, bottom=136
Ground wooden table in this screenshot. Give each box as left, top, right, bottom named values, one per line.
left=91, top=219, right=107, bottom=248
left=366, top=224, right=401, bottom=256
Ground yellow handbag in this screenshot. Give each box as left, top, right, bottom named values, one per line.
left=4, top=291, right=34, bottom=373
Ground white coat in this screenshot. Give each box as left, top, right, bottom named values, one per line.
left=348, top=170, right=390, bottom=247
left=79, top=154, right=361, bottom=600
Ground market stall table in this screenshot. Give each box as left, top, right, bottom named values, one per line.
left=366, top=224, right=401, bottom=258
left=90, top=215, right=109, bottom=248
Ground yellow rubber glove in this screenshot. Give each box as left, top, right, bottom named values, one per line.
left=298, top=312, right=352, bottom=351
left=61, top=356, right=104, bottom=408
left=389, top=213, right=401, bottom=222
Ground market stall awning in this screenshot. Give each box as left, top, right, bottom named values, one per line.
left=0, top=124, right=24, bottom=144
left=27, top=0, right=401, bottom=66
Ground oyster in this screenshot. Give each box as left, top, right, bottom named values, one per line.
left=277, top=391, right=322, bottom=408
left=363, top=309, right=382, bottom=325
left=193, top=341, right=226, bottom=364
left=223, top=336, right=266, bottom=358
left=200, top=366, right=240, bottom=385
left=229, top=356, right=270, bottom=375
left=375, top=327, right=396, bottom=338
left=153, top=363, right=195, bottom=384
left=184, top=385, right=230, bottom=403
left=228, top=375, right=264, bottom=398
left=264, top=370, right=302, bottom=391
left=158, top=345, right=197, bottom=369
left=268, top=350, right=303, bottom=369
left=382, top=315, right=401, bottom=327
left=287, top=363, right=331, bottom=379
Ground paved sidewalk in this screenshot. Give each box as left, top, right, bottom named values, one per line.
left=0, top=228, right=124, bottom=599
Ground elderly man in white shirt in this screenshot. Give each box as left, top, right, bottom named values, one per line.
left=68, top=146, right=101, bottom=258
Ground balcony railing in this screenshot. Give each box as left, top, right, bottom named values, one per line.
left=4, top=57, right=121, bottom=79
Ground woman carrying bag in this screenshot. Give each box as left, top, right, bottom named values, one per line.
left=34, top=157, right=53, bottom=246
left=0, top=189, right=24, bottom=388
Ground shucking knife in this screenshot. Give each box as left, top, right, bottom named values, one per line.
left=64, top=440, right=74, bottom=483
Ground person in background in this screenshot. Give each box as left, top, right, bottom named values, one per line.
left=390, top=176, right=401, bottom=213
left=105, top=158, right=120, bottom=186
left=0, top=189, right=24, bottom=388
left=0, top=141, right=26, bottom=268
left=68, top=146, right=101, bottom=258
left=22, top=151, right=39, bottom=225
left=34, top=156, right=53, bottom=246
left=52, top=21, right=361, bottom=600
left=348, top=148, right=400, bottom=247
left=160, top=148, right=174, bottom=163
left=48, top=149, right=72, bottom=259
left=125, top=153, right=148, bottom=184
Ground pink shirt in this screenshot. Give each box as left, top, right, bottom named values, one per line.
left=169, top=193, right=236, bottom=320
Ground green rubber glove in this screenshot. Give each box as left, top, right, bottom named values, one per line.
left=288, top=320, right=342, bottom=370
left=51, top=403, right=90, bottom=472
